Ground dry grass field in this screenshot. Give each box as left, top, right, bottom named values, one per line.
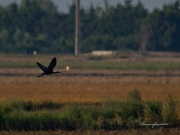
left=0, top=69, right=180, bottom=103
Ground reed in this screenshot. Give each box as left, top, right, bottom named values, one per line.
left=0, top=92, right=179, bottom=131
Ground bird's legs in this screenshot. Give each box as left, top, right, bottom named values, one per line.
left=37, top=73, right=44, bottom=77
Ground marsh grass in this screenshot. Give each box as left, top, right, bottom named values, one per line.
left=143, top=101, right=162, bottom=124
left=162, top=95, right=179, bottom=126
left=0, top=90, right=179, bottom=131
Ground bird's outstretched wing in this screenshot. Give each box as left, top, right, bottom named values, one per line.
left=37, top=62, right=48, bottom=72
left=48, top=57, right=57, bottom=71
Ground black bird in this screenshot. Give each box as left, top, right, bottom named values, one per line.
left=36, top=57, right=63, bottom=77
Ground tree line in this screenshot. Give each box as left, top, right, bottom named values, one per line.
left=0, top=0, right=180, bottom=54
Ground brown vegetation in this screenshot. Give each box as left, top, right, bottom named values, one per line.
left=0, top=71, right=180, bottom=103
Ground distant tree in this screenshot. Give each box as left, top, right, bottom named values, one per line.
left=0, top=6, right=5, bottom=31
left=167, top=0, right=180, bottom=51
left=1, top=0, right=180, bottom=54
left=17, top=32, right=35, bottom=54
left=13, top=28, right=24, bottom=43
left=139, top=23, right=153, bottom=51
left=144, top=0, right=180, bottom=51
left=0, top=29, right=13, bottom=52
left=19, top=0, right=46, bottom=36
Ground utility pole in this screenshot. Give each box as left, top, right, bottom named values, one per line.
left=75, top=0, right=81, bottom=55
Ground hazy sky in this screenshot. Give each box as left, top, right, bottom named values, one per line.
left=0, top=0, right=177, bottom=12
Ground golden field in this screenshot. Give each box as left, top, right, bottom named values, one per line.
left=1, top=53, right=180, bottom=103
left=0, top=68, right=180, bottom=103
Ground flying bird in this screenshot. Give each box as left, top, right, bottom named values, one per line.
left=36, top=57, right=63, bottom=77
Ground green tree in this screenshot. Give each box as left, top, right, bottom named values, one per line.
left=0, top=29, right=13, bottom=52
left=1, top=0, right=180, bottom=54
left=144, top=0, right=180, bottom=51
left=13, top=28, right=25, bottom=43
left=19, top=0, right=46, bottom=36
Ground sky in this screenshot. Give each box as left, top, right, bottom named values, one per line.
left=0, top=0, right=177, bottom=13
